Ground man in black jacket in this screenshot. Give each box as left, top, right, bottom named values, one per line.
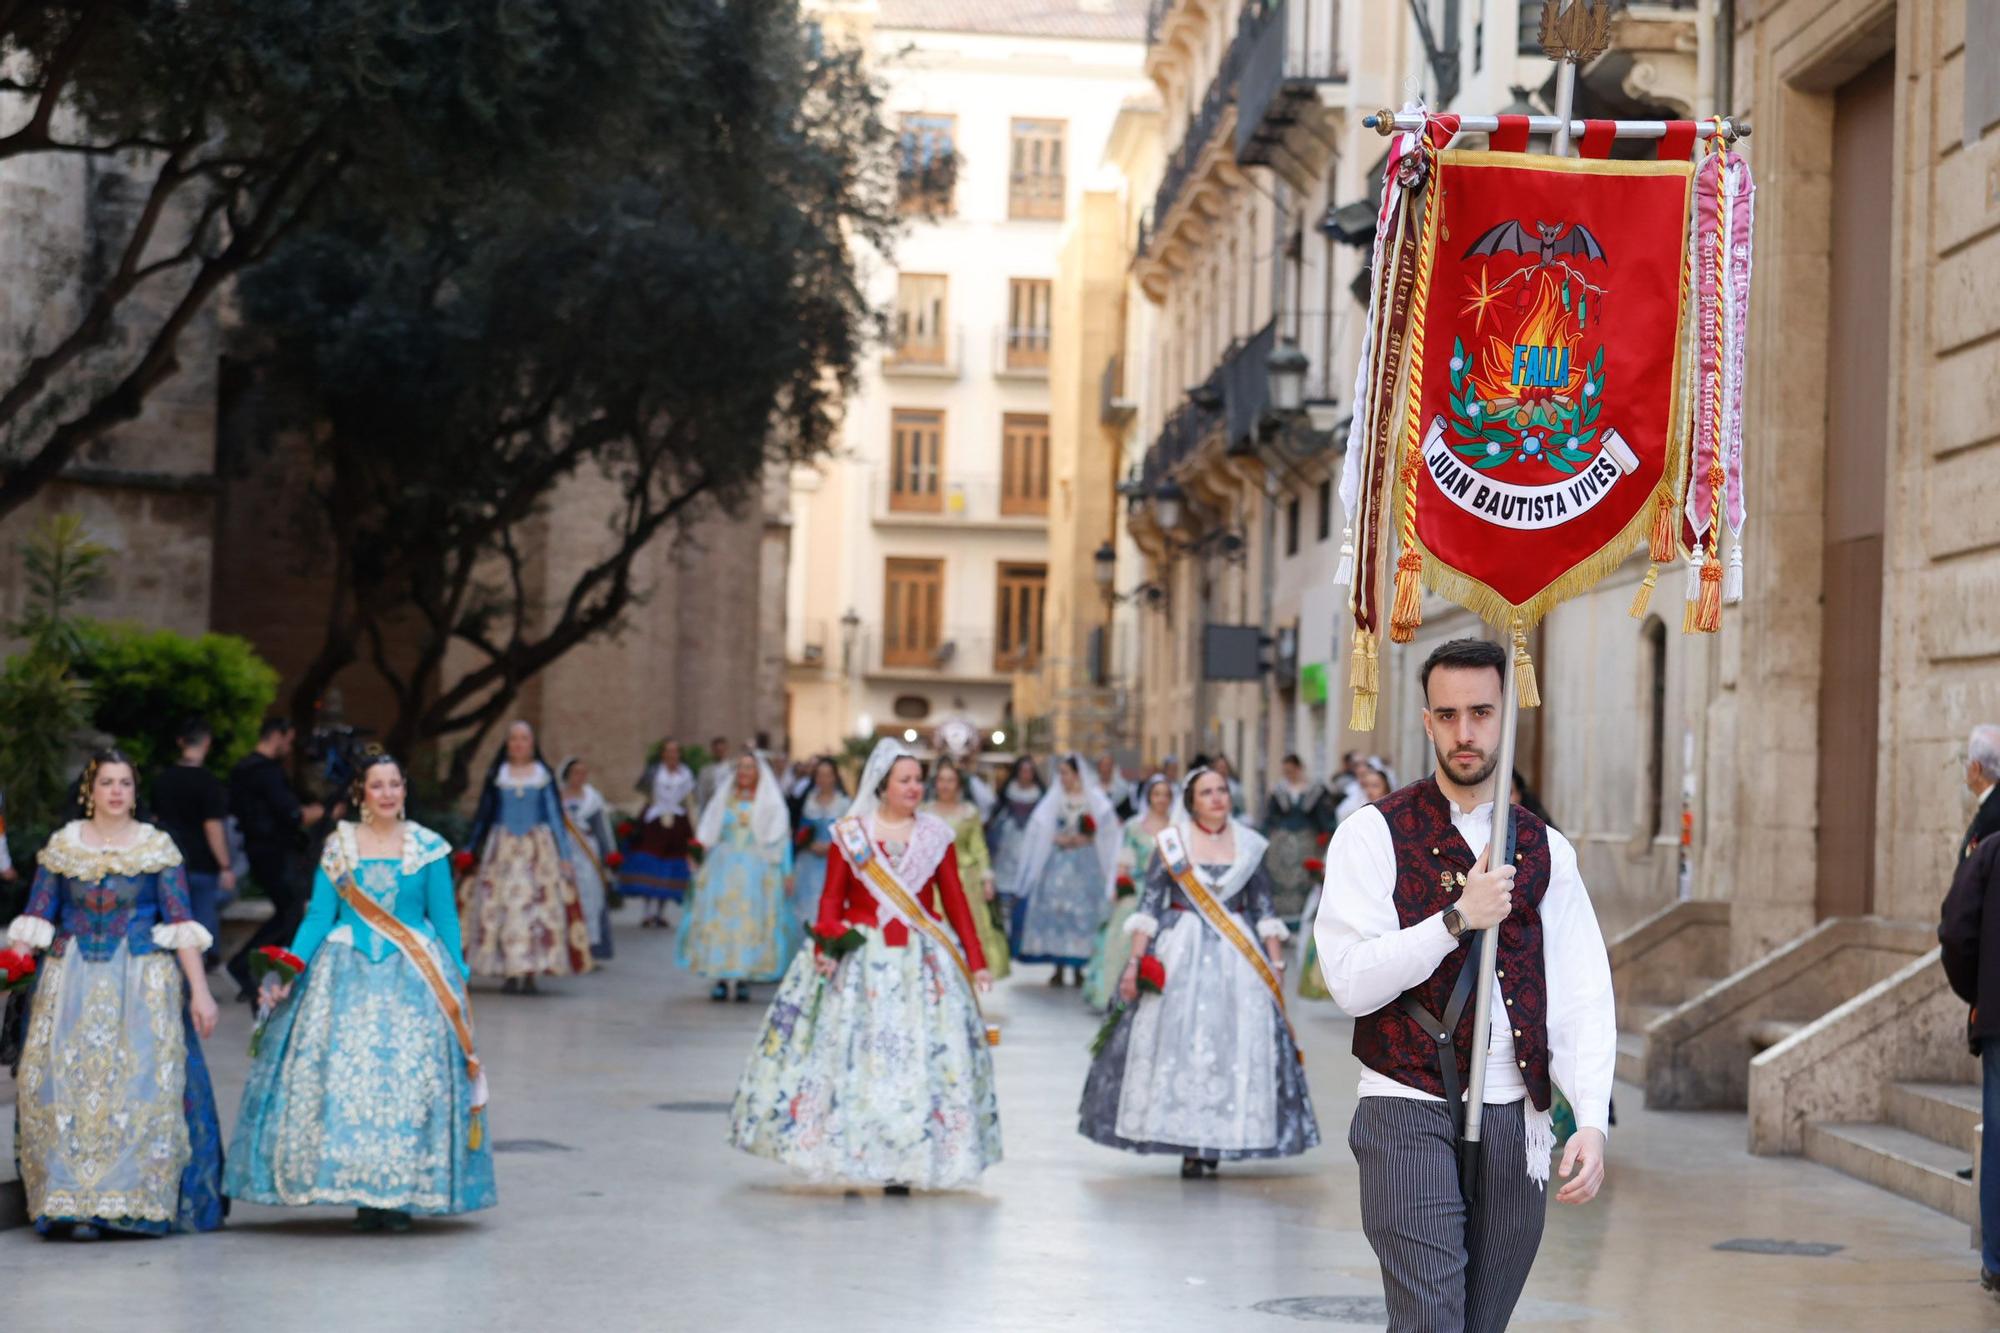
left=1962, top=725, right=2000, bottom=864
left=224, top=717, right=324, bottom=1001
left=1939, top=832, right=2000, bottom=1294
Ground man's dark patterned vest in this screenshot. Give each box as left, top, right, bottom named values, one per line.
left=1350, top=776, right=1553, bottom=1110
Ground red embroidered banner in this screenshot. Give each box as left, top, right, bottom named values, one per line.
left=1402, top=151, right=1692, bottom=624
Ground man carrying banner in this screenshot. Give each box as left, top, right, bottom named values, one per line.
left=1315, top=638, right=1616, bottom=1331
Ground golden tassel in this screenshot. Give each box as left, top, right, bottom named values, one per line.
left=1347, top=629, right=1378, bottom=731
left=1511, top=619, right=1541, bottom=709
left=1649, top=489, right=1677, bottom=563
left=469, top=1106, right=485, bottom=1152
left=1695, top=553, right=1723, bottom=633
left=1629, top=565, right=1658, bottom=619
left=1388, top=549, right=1424, bottom=644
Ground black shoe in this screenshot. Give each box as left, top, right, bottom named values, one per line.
left=884, top=1184, right=911, bottom=1196
left=733, top=983, right=750, bottom=1003
left=710, top=983, right=729, bottom=1002
left=1203, top=1157, right=1220, bottom=1176
left=1181, top=1157, right=1203, bottom=1179
left=1049, top=969, right=1065, bottom=987
left=1960, top=1165, right=1976, bottom=1181
left=522, top=977, right=539, bottom=995
left=352, top=1208, right=384, bottom=1233
left=1983, top=1268, right=2000, bottom=1295
left=69, top=1223, right=101, bottom=1241
left=382, top=1210, right=413, bottom=1233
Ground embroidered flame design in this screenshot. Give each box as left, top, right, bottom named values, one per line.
left=1473, top=270, right=1584, bottom=407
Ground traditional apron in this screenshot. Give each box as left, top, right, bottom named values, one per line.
left=327, top=860, right=490, bottom=1150
left=1154, top=825, right=1302, bottom=1065
left=832, top=816, right=996, bottom=1043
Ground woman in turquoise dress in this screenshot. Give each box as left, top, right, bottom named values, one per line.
left=789, top=757, right=848, bottom=928
left=678, top=752, right=797, bottom=1002
left=1012, top=752, right=1121, bottom=986
left=6, top=749, right=225, bottom=1239
left=227, top=752, right=496, bottom=1231
left=1082, top=775, right=1171, bottom=1011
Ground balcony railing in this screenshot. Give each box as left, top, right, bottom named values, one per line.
left=1143, top=5, right=1266, bottom=259
left=871, top=470, right=1051, bottom=526
left=1000, top=325, right=1051, bottom=374
left=1220, top=320, right=1276, bottom=449
left=1236, top=0, right=1346, bottom=167
left=883, top=323, right=963, bottom=379
left=1140, top=370, right=1223, bottom=492
left=860, top=628, right=1028, bottom=679
left=1100, top=354, right=1135, bottom=426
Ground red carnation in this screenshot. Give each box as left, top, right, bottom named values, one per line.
left=813, top=922, right=864, bottom=959
left=451, top=850, right=477, bottom=874
left=250, top=946, right=307, bottom=983
left=0, top=947, right=36, bottom=993
left=795, top=825, right=815, bottom=849
left=1136, top=954, right=1166, bottom=994
left=616, top=820, right=636, bottom=842
left=1079, top=814, right=1097, bottom=836
left=1316, top=831, right=1332, bottom=848
left=1114, top=873, right=1135, bottom=897
left=1303, top=857, right=1326, bottom=876
left=603, top=851, right=624, bottom=870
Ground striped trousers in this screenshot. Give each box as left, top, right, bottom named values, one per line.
left=1349, top=1098, right=1546, bottom=1333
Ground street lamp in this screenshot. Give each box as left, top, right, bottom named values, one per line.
left=839, top=607, right=861, bottom=673
left=1093, top=541, right=1117, bottom=593
left=1153, top=478, right=1185, bottom=532
left=1267, top=336, right=1308, bottom=416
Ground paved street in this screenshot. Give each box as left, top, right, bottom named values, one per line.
left=2, top=907, right=1996, bottom=1331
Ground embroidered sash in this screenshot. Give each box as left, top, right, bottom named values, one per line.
left=1154, top=825, right=1303, bottom=1065
left=326, top=857, right=489, bottom=1145
left=832, top=815, right=982, bottom=1014
left=560, top=807, right=610, bottom=890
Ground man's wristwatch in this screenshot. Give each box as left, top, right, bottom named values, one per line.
left=1443, top=906, right=1467, bottom=939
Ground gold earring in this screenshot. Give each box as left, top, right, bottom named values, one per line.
left=398, top=803, right=407, bottom=822
left=361, top=803, right=373, bottom=826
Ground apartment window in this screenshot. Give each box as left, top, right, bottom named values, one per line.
left=1286, top=495, right=1301, bottom=557
left=1316, top=479, right=1332, bottom=542
left=894, top=273, right=948, bottom=364
left=1000, top=413, right=1051, bottom=518
left=1009, top=118, right=1065, bottom=220
left=898, top=113, right=957, bottom=215
left=884, top=558, right=945, bottom=667
left=890, top=409, right=945, bottom=512
left=1006, top=278, right=1052, bottom=370
left=995, top=563, right=1047, bottom=670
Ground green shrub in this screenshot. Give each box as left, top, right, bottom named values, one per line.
left=80, top=624, right=279, bottom=777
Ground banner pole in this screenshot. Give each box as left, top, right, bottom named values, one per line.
left=1457, top=625, right=1519, bottom=1202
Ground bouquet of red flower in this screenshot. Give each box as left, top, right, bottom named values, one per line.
left=795, top=825, right=816, bottom=850
left=616, top=819, right=637, bottom=843
left=1114, top=873, right=1136, bottom=897
left=247, top=946, right=307, bottom=1057
left=0, top=946, right=36, bottom=994
left=1078, top=813, right=1097, bottom=836
left=451, top=850, right=477, bottom=875
left=1089, top=954, right=1167, bottom=1057
left=1303, top=857, right=1326, bottom=877
left=603, top=851, right=624, bottom=871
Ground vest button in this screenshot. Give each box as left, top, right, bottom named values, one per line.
left=1518, top=1059, right=1527, bottom=1068
left=1513, top=1028, right=1523, bottom=1037
left=1496, top=969, right=1505, bottom=978
left=1505, top=998, right=1513, bottom=1006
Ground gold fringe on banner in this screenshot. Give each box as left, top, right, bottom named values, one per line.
left=1347, top=629, right=1379, bottom=731
left=1648, top=488, right=1677, bottom=563
left=1511, top=619, right=1541, bottom=709
left=1629, top=565, right=1658, bottom=619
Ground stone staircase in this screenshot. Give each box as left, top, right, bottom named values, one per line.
left=1803, top=1080, right=1979, bottom=1225
left=1613, top=985, right=1725, bottom=1087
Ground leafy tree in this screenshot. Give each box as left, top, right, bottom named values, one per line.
left=0, top=0, right=707, bottom=524
left=81, top=623, right=278, bottom=777
left=241, top=0, right=896, bottom=795
left=0, top=515, right=106, bottom=844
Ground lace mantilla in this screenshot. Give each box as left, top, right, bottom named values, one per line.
left=36, top=822, right=181, bottom=882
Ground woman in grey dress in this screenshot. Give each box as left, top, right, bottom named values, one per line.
left=1078, top=767, right=1319, bottom=1177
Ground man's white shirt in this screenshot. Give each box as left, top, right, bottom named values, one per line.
left=1312, top=798, right=1617, bottom=1135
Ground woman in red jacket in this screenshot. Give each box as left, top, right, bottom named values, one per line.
left=730, top=739, right=1001, bottom=1192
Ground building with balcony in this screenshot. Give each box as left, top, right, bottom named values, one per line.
left=785, top=0, right=1148, bottom=755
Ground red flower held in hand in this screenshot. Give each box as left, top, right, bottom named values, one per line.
left=795, top=826, right=815, bottom=849
left=1079, top=814, right=1097, bottom=836
left=603, top=851, right=624, bottom=870
left=451, top=850, right=477, bottom=874
left=1316, top=831, right=1332, bottom=848
left=1303, top=857, right=1326, bottom=876
left=1136, top=954, right=1167, bottom=994
left=0, top=947, right=36, bottom=992
left=616, top=820, right=636, bottom=841
left=249, top=946, right=306, bottom=983
left=1115, top=874, right=1136, bottom=896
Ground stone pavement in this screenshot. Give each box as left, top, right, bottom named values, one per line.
left=1, top=907, right=1996, bottom=1332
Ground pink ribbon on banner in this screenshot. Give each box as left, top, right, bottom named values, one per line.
left=1723, top=155, right=1755, bottom=535
left=1683, top=151, right=1726, bottom=542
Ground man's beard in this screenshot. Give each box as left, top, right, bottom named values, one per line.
left=1434, top=738, right=1498, bottom=789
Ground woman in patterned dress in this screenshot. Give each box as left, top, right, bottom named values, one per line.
left=624, top=738, right=697, bottom=926
left=1078, top=767, right=1319, bottom=1176
left=789, top=757, right=849, bottom=929
left=922, top=760, right=1009, bottom=982
left=1011, top=753, right=1120, bottom=986
left=227, top=752, right=496, bottom=1230
left=5, top=749, right=225, bottom=1239
left=459, top=720, right=592, bottom=992
left=1082, top=774, right=1171, bottom=1011
left=676, top=752, right=797, bottom=1002
left=729, top=740, right=999, bottom=1192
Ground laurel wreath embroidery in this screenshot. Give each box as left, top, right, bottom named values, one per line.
left=1445, top=334, right=1606, bottom=477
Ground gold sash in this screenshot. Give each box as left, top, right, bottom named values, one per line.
left=832, top=816, right=983, bottom=1015
left=1154, top=825, right=1303, bottom=1066
left=561, top=806, right=612, bottom=890
left=329, top=865, right=489, bottom=1146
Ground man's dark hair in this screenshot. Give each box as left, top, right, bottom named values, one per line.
left=176, top=717, right=214, bottom=748
left=258, top=715, right=295, bottom=740
left=1419, top=638, right=1506, bottom=702
left=1282, top=752, right=1303, bottom=767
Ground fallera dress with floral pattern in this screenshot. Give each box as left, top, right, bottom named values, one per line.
left=6, top=822, right=225, bottom=1236
left=225, top=823, right=496, bottom=1216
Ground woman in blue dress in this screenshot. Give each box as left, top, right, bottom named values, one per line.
left=624, top=737, right=697, bottom=927
left=227, top=752, right=496, bottom=1232
left=6, top=748, right=225, bottom=1239
left=1011, top=752, right=1121, bottom=986
left=460, top=720, right=593, bottom=992
left=985, top=756, right=1044, bottom=929
left=789, top=756, right=848, bottom=928
left=677, top=752, right=797, bottom=1002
